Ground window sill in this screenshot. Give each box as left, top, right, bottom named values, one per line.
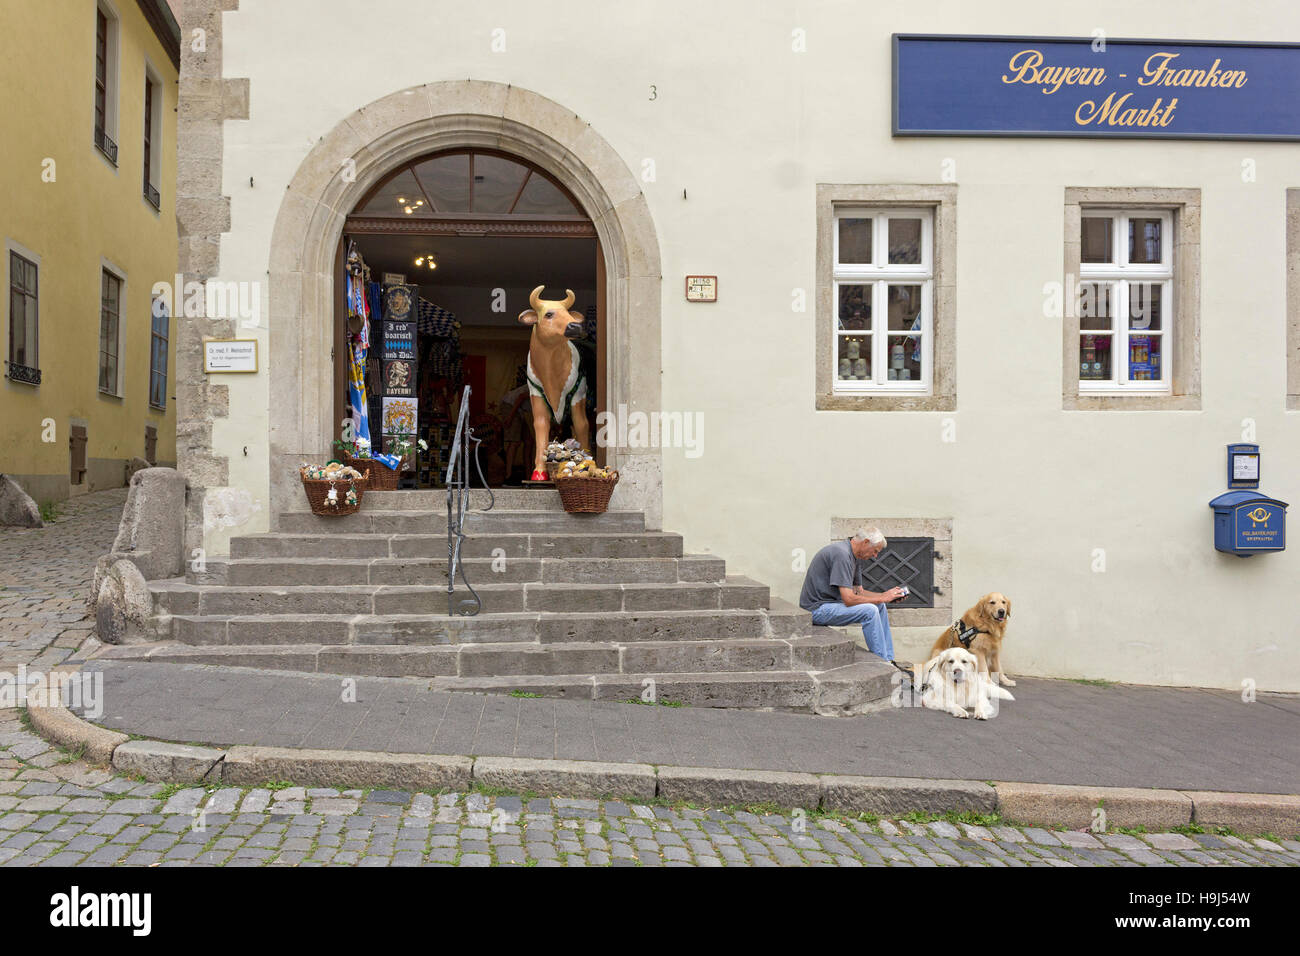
left=817, top=392, right=954, bottom=412
left=98, top=388, right=123, bottom=400
left=1066, top=392, right=1199, bottom=411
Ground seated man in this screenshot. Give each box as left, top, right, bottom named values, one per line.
left=799, top=528, right=904, bottom=662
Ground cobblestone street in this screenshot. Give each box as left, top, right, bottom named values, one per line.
left=0, top=709, right=1296, bottom=867
left=0, top=489, right=126, bottom=673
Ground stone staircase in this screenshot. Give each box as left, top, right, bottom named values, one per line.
left=95, top=490, right=894, bottom=714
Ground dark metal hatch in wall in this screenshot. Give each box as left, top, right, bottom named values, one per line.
left=858, top=537, right=935, bottom=608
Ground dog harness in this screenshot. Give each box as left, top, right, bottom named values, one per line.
left=951, top=619, right=985, bottom=649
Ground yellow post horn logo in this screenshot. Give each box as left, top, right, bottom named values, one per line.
left=1245, top=506, right=1271, bottom=526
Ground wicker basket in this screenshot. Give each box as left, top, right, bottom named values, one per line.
left=553, top=471, right=619, bottom=514
left=344, top=454, right=400, bottom=490
left=300, top=467, right=369, bottom=516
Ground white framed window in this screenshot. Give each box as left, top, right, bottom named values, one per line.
left=831, top=208, right=933, bottom=394
left=142, top=64, right=162, bottom=209
left=93, top=1, right=121, bottom=166
left=99, top=260, right=126, bottom=397
left=1077, top=209, right=1173, bottom=394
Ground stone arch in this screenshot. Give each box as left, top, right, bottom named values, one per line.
left=266, top=81, right=662, bottom=528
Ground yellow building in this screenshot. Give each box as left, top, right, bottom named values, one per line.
left=0, top=0, right=179, bottom=506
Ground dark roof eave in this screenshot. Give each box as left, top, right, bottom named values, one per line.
left=136, top=0, right=181, bottom=71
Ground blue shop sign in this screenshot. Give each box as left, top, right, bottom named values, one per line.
left=893, top=35, right=1300, bottom=140
left=1209, top=491, right=1288, bottom=557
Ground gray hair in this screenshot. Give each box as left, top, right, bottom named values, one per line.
left=853, top=527, right=887, bottom=550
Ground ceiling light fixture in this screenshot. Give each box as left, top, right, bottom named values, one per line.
left=398, top=197, right=425, bottom=215
left=414, top=253, right=437, bottom=270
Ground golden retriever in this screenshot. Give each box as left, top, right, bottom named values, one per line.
left=928, top=592, right=1015, bottom=688
left=916, top=647, right=1014, bottom=719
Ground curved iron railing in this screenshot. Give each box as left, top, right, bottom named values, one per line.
left=445, top=385, right=493, bottom=615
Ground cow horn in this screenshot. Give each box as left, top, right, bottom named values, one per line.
left=562, top=289, right=575, bottom=310
left=529, top=286, right=545, bottom=312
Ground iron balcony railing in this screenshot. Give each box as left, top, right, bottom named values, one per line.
left=444, top=385, right=492, bottom=615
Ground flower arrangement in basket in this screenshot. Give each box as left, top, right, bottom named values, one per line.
left=551, top=448, right=618, bottom=514
left=384, top=432, right=428, bottom=477
left=332, top=436, right=403, bottom=490
left=300, top=461, right=369, bottom=516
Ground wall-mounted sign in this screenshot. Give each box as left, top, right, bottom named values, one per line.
left=382, top=272, right=406, bottom=286
left=383, top=284, right=415, bottom=322
left=893, top=35, right=1300, bottom=140
left=1227, top=442, right=1260, bottom=489
left=685, top=275, right=717, bottom=302
left=382, top=321, right=415, bottom=360
left=203, top=339, right=258, bottom=373
left=382, top=396, right=417, bottom=436
left=383, top=359, right=415, bottom=396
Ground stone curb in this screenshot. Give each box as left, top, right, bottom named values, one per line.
left=25, top=715, right=1300, bottom=835
left=993, top=781, right=1194, bottom=831
left=25, top=703, right=129, bottom=766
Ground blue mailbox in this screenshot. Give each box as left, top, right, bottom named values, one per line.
left=1208, top=444, right=1287, bottom=557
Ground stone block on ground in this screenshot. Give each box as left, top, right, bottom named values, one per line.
left=0, top=474, right=42, bottom=528
left=94, top=559, right=154, bottom=645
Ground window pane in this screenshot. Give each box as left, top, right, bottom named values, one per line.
left=1080, top=333, right=1112, bottom=380
left=837, top=335, right=870, bottom=381
left=887, top=333, right=922, bottom=382
left=886, top=284, right=922, bottom=331
left=512, top=173, right=578, bottom=216
left=837, top=284, right=871, bottom=330
left=1078, top=281, right=1112, bottom=330
left=1128, top=334, right=1162, bottom=381
left=888, top=218, right=922, bottom=264
left=1081, top=217, right=1113, bottom=263
left=1129, top=282, right=1163, bottom=330
left=411, top=153, right=470, bottom=212
left=837, top=218, right=872, bottom=264
left=1129, top=217, right=1163, bottom=264
left=470, top=154, right=529, bottom=213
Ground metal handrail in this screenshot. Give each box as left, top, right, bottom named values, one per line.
left=445, top=385, right=493, bottom=615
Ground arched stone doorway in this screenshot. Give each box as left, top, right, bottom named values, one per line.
left=265, top=81, right=662, bottom=528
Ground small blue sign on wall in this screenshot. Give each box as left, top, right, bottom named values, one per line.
left=893, top=35, right=1300, bottom=140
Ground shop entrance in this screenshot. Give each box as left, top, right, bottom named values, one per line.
left=334, top=149, right=604, bottom=488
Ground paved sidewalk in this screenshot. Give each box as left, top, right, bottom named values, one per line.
left=0, top=489, right=127, bottom=673
left=80, top=660, right=1300, bottom=794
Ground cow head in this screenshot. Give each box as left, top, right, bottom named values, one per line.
left=518, top=286, right=584, bottom=342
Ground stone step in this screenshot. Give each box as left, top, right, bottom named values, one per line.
left=95, top=632, right=855, bottom=677
left=165, top=605, right=817, bottom=647
left=208, top=555, right=726, bottom=587
left=90, top=647, right=893, bottom=713
left=276, top=509, right=645, bottom=535
left=365, top=489, right=563, bottom=511
left=230, top=531, right=686, bottom=560
left=149, top=575, right=770, bottom=616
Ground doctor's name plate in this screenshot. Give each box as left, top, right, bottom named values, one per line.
left=203, top=339, right=258, bottom=374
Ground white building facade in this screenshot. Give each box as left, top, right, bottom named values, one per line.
left=173, top=0, right=1300, bottom=691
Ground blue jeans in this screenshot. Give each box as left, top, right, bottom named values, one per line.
left=810, top=601, right=894, bottom=661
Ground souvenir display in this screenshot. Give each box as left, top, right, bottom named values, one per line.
left=299, top=461, right=369, bottom=516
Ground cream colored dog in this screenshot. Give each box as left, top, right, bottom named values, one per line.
left=916, top=647, right=1014, bottom=720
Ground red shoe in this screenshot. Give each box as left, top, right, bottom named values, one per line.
left=530, top=469, right=548, bottom=481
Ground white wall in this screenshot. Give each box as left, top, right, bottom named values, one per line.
left=213, top=0, right=1300, bottom=690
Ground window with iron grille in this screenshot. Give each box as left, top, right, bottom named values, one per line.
left=93, top=5, right=118, bottom=165
left=142, top=75, right=160, bottom=209
left=857, top=537, right=935, bottom=609
left=149, top=295, right=168, bottom=409
left=7, top=251, right=39, bottom=384
left=99, top=269, right=121, bottom=395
